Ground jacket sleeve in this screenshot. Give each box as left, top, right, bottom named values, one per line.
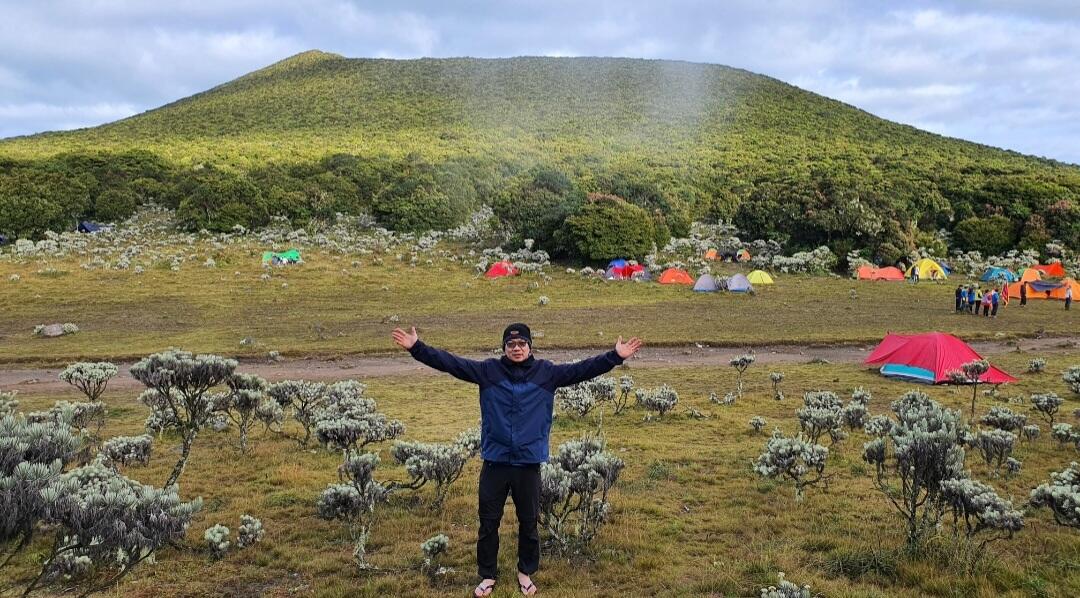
left=550, top=350, right=624, bottom=388
left=407, top=340, right=486, bottom=384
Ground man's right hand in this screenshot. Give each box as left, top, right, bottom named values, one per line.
left=392, top=326, right=419, bottom=350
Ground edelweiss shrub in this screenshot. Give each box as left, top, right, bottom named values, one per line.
left=613, top=375, right=634, bottom=414
left=980, top=406, right=1027, bottom=432
left=1051, top=423, right=1078, bottom=447
left=267, top=380, right=328, bottom=446
left=130, top=350, right=237, bottom=487
left=255, top=399, right=285, bottom=433
left=314, top=381, right=405, bottom=452
left=948, top=360, right=990, bottom=416
left=759, top=573, right=811, bottom=598
left=770, top=372, right=785, bottom=401
left=100, top=435, right=153, bottom=468
left=0, top=390, right=17, bottom=416
left=1021, top=424, right=1041, bottom=442
left=1005, top=457, right=1022, bottom=478
left=390, top=428, right=480, bottom=508
left=635, top=385, right=679, bottom=420
left=216, top=373, right=268, bottom=453
left=750, top=416, right=767, bottom=433
left=28, top=400, right=106, bottom=434
left=420, top=533, right=451, bottom=578
left=556, top=376, right=616, bottom=418
left=842, top=388, right=871, bottom=431
left=237, top=514, right=264, bottom=549
left=317, top=452, right=389, bottom=569
left=753, top=431, right=829, bottom=501
left=1031, top=393, right=1064, bottom=425
left=862, top=390, right=968, bottom=548
left=939, top=478, right=1023, bottom=550
left=970, top=430, right=1016, bottom=473
left=24, top=461, right=201, bottom=595
left=796, top=391, right=846, bottom=445
left=204, top=524, right=230, bottom=560
left=539, top=435, right=624, bottom=556
left=59, top=362, right=118, bottom=402
left=1064, top=366, right=1080, bottom=396
left=1028, top=358, right=1047, bottom=374
left=729, top=354, right=755, bottom=398
left=1030, top=462, right=1080, bottom=528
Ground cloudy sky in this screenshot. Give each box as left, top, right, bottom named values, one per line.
left=2, top=1, right=1079, bottom=164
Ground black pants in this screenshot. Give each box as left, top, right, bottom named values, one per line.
left=477, top=461, right=541, bottom=579
left=991, top=304, right=998, bottom=316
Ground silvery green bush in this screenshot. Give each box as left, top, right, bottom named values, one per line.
left=204, top=524, right=230, bottom=560
left=539, top=434, right=624, bottom=556
left=635, top=384, right=678, bottom=420
left=939, top=477, right=1023, bottom=551
left=237, top=514, right=264, bottom=549
left=796, top=391, right=846, bottom=445
left=980, top=406, right=1027, bottom=433
left=861, top=390, right=968, bottom=548
left=1030, top=462, right=1080, bottom=528
left=863, top=414, right=893, bottom=438
left=314, top=381, right=405, bottom=452
left=842, top=389, right=871, bottom=431
left=23, top=460, right=201, bottom=596
left=759, top=572, right=812, bottom=598
left=28, top=400, right=106, bottom=435
left=555, top=376, right=616, bottom=418
left=1031, top=393, right=1064, bottom=426
left=948, top=360, right=990, bottom=416
left=0, top=390, right=17, bottom=416
left=613, top=375, right=634, bottom=415
left=317, top=452, right=389, bottom=570
left=1005, top=457, right=1022, bottom=478
left=770, top=372, right=785, bottom=401
left=389, top=428, right=480, bottom=508
left=1021, top=424, right=1041, bottom=442
left=1064, top=366, right=1080, bottom=396
left=970, top=430, right=1016, bottom=474
left=267, top=380, right=328, bottom=446
left=100, top=435, right=153, bottom=468
left=255, top=399, right=285, bottom=433
left=749, top=416, right=767, bottom=433
left=753, top=431, right=829, bottom=501
left=420, top=533, right=451, bottom=578
left=130, top=350, right=237, bottom=488
left=729, top=354, right=755, bottom=398
left=58, top=362, right=118, bottom=403
left=1028, top=358, right=1046, bottom=374
left=216, top=373, right=268, bottom=453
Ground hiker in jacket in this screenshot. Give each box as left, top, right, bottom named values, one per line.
left=392, top=323, right=642, bottom=597
left=955, top=285, right=964, bottom=312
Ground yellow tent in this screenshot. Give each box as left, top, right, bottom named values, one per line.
left=905, top=258, right=947, bottom=281
left=746, top=270, right=774, bottom=285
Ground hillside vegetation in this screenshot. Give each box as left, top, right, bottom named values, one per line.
left=1, top=51, right=1077, bottom=260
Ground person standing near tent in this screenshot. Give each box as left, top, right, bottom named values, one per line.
left=955, top=285, right=964, bottom=312
left=981, top=288, right=992, bottom=317
left=911, top=267, right=920, bottom=284
left=1067, top=285, right=1073, bottom=310
left=991, top=288, right=1000, bottom=318
left=1020, top=281, right=1028, bottom=307
left=391, top=323, right=642, bottom=598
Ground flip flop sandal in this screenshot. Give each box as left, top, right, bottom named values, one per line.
left=473, top=581, right=496, bottom=597
left=519, top=581, right=537, bottom=595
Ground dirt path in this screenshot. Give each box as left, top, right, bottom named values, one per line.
left=3, top=336, right=1076, bottom=396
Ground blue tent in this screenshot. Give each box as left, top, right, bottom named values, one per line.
left=727, top=273, right=754, bottom=293
left=1029, top=280, right=1064, bottom=293
left=607, top=258, right=628, bottom=270
left=0, top=234, right=8, bottom=246
left=78, top=221, right=103, bottom=233
left=980, top=267, right=1018, bottom=283
left=939, top=261, right=953, bottom=275
left=692, top=274, right=720, bottom=292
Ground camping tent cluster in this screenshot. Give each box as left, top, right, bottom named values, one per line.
left=703, top=248, right=751, bottom=262
left=865, top=332, right=1017, bottom=384
left=685, top=270, right=772, bottom=292
left=1004, top=266, right=1076, bottom=302
left=605, top=259, right=647, bottom=280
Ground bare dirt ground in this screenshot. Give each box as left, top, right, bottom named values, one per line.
left=3, top=335, right=1076, bottom=396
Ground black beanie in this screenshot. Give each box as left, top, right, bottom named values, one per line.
left=502, top=323, right=532, bottom=346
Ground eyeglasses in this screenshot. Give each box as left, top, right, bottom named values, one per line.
left=505, top=340, right=529, bottom=349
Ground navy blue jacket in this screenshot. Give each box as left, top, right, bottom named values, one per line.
left=408, top=341, right=624, bottom=464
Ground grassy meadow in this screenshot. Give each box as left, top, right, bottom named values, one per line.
left=2, top=239, right=1080, bottom=597
left=4, top=351, right=1080, bottom=597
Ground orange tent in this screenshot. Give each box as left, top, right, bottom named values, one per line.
left=1006, top=268, right=1041, bottom=297
left=856, top=265, right=905, bottom=281
left=736, top=249, right=751, bottom=262
left=704, top=249, right=718, bottom=260
left=658, top=268, right=694, bottom=285
left=1033, top=262, right=1066, bottom=278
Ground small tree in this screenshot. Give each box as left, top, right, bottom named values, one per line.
left=99, top=435, right=153, bottom=468
left=1021, top=424, right=1040, bottom=442
left=539, top=434, right=624, bottom=556
left=861, top=391, right=968, bottom=549
left=1063, top=366, right=1080, bottom=396
left=940, top=478, right=1023, bottom=553
left=267, top=380, right=328, bottom=446
left=970, top=430, right=1016, bottom=474
left=314, top=381, right=405, bottom=453
left=555, top=377, right=615, bottom=418
left=753, top=431, right=829, bottom=501
left=1030, top=462, right=1080, bottom=528
left=749, top=416, right=767, bottom=433
left=217, top=373, right=268, bottom=453
left=1027, top=358, right=1046, bottom=374
left=729, top=354, right=755, bottom=398
left=770, top=372, right=785, bottom=401
left=1031, top=392, right=1064, bottom=426
left=613, top=375, right=634, bottom=414
left=796, top=391, right=846, bottom=445
left=1051, top=423, right=1078, bottom=447
left=634, top=385, right=678, bottom=420
left=841, top=388, right=871, bottom=431
left=317, top=452, right=389, bottom=570
left=129, top=350, right=237, bottom=488
left=948, top=360, right=990, bottom=417
left=389, top=428, right=480, bottom=508
left=58, top=362, right=117, bottom=403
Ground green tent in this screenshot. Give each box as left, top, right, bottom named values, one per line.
left=262, top=248, right=302, bottom=265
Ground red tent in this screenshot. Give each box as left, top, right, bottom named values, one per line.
left=864, top=332, right=1018, bottom=384
left=484, top=261, right=518, bottom=279
left=1032, top=262, right=1066, bottom=278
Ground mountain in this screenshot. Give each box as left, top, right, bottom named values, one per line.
left=1, top=51, right=1077, bottom=257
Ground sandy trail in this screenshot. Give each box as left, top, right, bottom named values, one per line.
left=3, top=336, right=1076, bottom=396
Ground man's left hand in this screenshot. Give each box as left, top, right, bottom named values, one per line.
left=615, top=336, right=642, bottom=359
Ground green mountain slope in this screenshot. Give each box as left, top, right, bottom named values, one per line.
left=1, top=51, right=1077, bottom=257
